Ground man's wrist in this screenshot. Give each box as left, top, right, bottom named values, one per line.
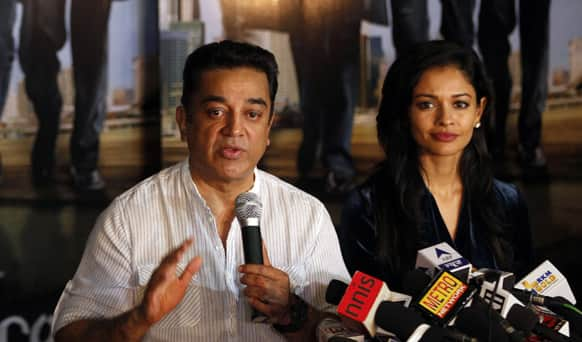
left=119, top=307, right=152, bottom=340
left=273, top=294, right=309, bottom=334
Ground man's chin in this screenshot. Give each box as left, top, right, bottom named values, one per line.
left=216, top=167, right=254, bottom=184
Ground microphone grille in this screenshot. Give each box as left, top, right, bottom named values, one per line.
left=235, top=192, right=262, bottom=220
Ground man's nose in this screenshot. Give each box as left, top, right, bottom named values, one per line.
left=222, top=112, right=243, bottom=136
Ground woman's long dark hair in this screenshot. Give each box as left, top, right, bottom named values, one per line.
left=372, top=40, right=511, bottom=277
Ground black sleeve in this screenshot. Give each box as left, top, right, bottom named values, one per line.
left=338, top=186, right=381, bottom=277
left=510, top=186, right=534, bottom=278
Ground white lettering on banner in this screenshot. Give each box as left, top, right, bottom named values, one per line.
left=0, top=314, right=53, bottom=342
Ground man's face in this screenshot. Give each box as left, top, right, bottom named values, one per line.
left=176, top=67, right=273, bottom=185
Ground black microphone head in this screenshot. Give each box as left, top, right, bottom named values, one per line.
left=455, top=307, right=510, bottom=342
left=235, top=192, right=262, bottom=223
left=402, top=269, right=431, bottom=298
left=326, top=279, right=348, bottom=305
left=510, top=288, right=533, bottom=304
left=375, top=301, right=425, bottom=340
left=506, top=305, right=538, bottom=333
left=420, top=326, right=447, bottom=342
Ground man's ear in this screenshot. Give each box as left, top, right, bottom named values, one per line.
left=176, top=105, right=188, bottom=142
left=266, top=111, right=275, bottom=147
left=268, top=110, right=276, bottom=129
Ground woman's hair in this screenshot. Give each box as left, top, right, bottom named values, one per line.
left=372, top=40, right=511, bottom=277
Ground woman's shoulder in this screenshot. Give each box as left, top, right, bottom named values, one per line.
left=344, top=181, right=373, bottom=214
left=491, top=178, right=525, bottom=208
left=341, top=178, right=379, bottom=231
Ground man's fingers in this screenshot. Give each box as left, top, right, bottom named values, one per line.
left=243, top=285, right=268, bottom=301
left=160, top=238, right=194, bottom=267
left=240, top=273, right=268, bottom=287
left=179, top=256, right=202, bottom=283
left=239, top=264, right=282, bottom=280
left=262, top=243, right=271, bottom=266
left=247, top=296, right=275, bottom=316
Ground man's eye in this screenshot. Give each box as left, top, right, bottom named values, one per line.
left=208, top=109, right=223, bottom=117
left=248, top=111, right=261, bottom=119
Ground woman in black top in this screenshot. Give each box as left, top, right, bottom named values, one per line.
left=339, top=40, right=532, bottom=291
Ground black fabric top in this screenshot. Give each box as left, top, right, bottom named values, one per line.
left=338, top=179, right=533, bottom=291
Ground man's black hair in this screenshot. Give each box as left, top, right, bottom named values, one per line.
left=181, top=40, right=279, bottom=117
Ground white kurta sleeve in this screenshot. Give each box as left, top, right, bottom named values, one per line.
left=52, top=198, right=136, bottom=334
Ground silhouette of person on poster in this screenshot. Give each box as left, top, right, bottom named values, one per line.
left=0, top=0, right=17, bottom=183
left=292, top=1, right=387, bottom=194
left=478, top=0, right=551, bottom=181
left=19, top=0, right=122, bottom=191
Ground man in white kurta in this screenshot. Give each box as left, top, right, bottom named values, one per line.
left=52, top=40, right=350, bottom=341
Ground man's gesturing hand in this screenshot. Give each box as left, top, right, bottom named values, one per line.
left=138, top=238, right=202, bottom=326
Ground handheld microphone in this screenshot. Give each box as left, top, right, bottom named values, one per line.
left=415, top=242, right=472, bottom=283
left=507, top=304, right=574, bottom=342
left=511, top=287, right=582, bottom=334
left=402, top=269, right=432, bottom=300
left=375, top=301, right=477, bottom=342
left=514, top=260, right=578, bottom=337
left=465, top=297, right=526, bottom=342
left=235, top=192, right=266, bottom=322
left=511, top=288, right=573, bottom=310
left=454, top=305, right=511, bottom=342
left=476, top=272, right=526, bottom=319
left=515, top=260, right=576, bottom=305
left=326, top=276, right=475, bottom=341
left=413, top=270, right=476, bottom=326
left=326, top=273, right=411, bottom=336
left=332, top=272, right=394, bottom=336
left=235, top=192, right=263, bottom=265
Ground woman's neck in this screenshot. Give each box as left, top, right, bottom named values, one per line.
left=419, top=154, right=463, bottom=197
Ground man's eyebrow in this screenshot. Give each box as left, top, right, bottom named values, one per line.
left=247, top=97, right=267, bottom=107
left=200, top=95, right=227, bottom=104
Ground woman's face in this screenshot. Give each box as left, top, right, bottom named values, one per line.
left=409, top=65, right=485, bottom=160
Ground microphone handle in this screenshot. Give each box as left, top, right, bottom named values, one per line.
left=242, top=225, right=266, bottom=322
left=242, top=225, right=263, bottom=264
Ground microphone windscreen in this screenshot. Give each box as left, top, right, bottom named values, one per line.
left=326, top=280, right=348, bottom=305
left=455, top=307, right=509, bottom=342
left=235, top=192, right=262, bottom=221
left=506, top=305, right=538, bottom=333
left=375, top=301, right=424, bottom=339
left=402, top=269, right=431, bottom=298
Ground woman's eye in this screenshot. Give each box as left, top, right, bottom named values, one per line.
left=416, top=101, right=434, bottom=110
left=454, top=101, right=470, bottom=109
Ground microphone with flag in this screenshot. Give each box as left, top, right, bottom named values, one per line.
left=415, top=242, right=472, bottom=283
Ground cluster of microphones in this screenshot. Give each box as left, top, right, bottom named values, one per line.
left=233, top=192, right=581, bottom=341
left=318, top=242, right=582, bottom=342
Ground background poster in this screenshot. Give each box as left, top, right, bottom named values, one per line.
left=0, top=1, right=581, bottom=341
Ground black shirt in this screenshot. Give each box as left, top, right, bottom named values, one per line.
left=338, top=179, right=533, bottom=291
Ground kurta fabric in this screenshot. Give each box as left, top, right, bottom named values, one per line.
left=339, top=179, right=532, bottom=291
left=52, top=160, right=350, bottom=341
